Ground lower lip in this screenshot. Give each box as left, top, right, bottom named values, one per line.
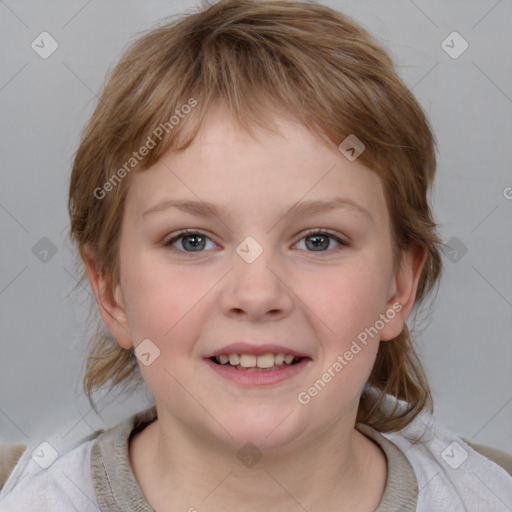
left=204, top=358, right=311, bottom=386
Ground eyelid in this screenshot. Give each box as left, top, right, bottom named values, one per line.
left=293, top=228, right=350, bottom=253
left=163, top=228, right=210, bottom=243
left=298, top=228, right=349, bottom=243
left=163, top=229, right=219, bottom=248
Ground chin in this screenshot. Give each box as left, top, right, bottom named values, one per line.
left=210, top=408, right=305, bottom=452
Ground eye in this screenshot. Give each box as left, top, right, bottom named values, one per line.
left=163, top=229, right=349, bottom=254
left=164, top=230, right=217, bottom=252
left=295, top=229, right=349, bottom=252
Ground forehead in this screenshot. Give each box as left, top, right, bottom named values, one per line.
left=175, top=103, right=329, bottom=163
left=125, top=105, right=389, bottom=227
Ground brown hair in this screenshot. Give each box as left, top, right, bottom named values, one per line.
left=68, top=0, right=443, bottom=431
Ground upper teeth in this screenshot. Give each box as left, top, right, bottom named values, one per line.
left=216, top=353, right=296, bottom=368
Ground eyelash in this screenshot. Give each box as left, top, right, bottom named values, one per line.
left=163, top=229, right=350, bottom=254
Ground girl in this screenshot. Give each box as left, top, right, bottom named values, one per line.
left=1, top=0, right=511, bottom=510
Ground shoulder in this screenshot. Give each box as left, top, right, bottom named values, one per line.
left=381, top=409, right=512, bottom=509
left=0, top=403, right=158, bottom=512
left=0, top=430, right=100, bottom=511
left=462, top=438, right=512, bottom=477
left=90, top=405, right=157, bottom=511
left=365, top=391, right=512, bottom=510
left=0, top=405, right=157, bottom=512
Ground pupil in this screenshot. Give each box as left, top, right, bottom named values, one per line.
left=307, top=234, right=328, bottom=251
left=183, top=235, right=205, bottom=251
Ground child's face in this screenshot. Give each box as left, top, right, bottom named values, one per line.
left=99, top=105, right=419, bottom=449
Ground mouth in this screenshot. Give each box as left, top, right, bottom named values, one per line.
left=204, top=342, right=312, bottom=385
left=204, top=343, right=312, bottom=386
left=209, top=353, right=306, bottom=372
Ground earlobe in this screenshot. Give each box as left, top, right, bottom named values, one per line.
left=80, top=244, right=133, bottom=349
left=379, top=247, right=426, bottom=342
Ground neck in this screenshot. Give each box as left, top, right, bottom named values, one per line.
left=129, top=408, right=387, bottom=512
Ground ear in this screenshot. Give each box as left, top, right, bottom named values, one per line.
left=80, top=244, right=134, bottom=349
left=379, top=247, right=426, bottom=341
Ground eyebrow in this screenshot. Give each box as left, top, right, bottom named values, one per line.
left=142, top=197, right=373, bottom=223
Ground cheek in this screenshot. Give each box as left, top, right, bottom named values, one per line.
left=295, top=264, right=388, bottom=413
left=120, top=257, right=212, bottom=399
left=121, top=254, right=212, bottom=346
left=298, top=258, right=391, bottom=343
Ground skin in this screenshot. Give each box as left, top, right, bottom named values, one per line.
left=83, top=105, right=425, bottom=512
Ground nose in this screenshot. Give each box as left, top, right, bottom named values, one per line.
left=220, top=241, right=294, bottom=322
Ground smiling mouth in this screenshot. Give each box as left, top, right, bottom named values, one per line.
left=210, top=353, right=305, bottom=371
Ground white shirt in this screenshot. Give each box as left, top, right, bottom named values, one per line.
left=1, top=392, right=511, bottom=511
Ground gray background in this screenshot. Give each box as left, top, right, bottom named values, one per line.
left=1, top=0, right=511, bottom=454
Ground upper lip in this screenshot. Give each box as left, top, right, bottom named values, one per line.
left=205, top=342, right=311, bottom=359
